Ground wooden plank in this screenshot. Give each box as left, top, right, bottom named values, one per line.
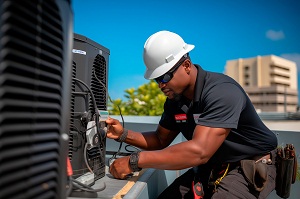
left=113, top=170, right=146, bottom=199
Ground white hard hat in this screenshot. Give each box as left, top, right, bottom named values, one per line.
left=143, top=30, right=195, bottom=79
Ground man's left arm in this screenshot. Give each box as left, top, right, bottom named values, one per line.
left=109, top=125, right=230, bottom=179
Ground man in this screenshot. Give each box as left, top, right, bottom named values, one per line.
left=106, top=30, right=278, bottom=198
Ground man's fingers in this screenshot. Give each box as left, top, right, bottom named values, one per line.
left=107, top=118, right=120, bottom=127
left=109, top=160, right=131, bottom=180
left=109, top=166, right=117, bottom=178
left=110, top=169, right=125, bottom=179
left=105, top=117, right=112, bottom=124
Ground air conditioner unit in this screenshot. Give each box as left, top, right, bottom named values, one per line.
left=0, top=0, right=73, bottom=198
left=69, top=33, right=110, bottom=184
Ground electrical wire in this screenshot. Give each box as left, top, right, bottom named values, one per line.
left=125, top=145, right=141, bottom=153
left=84, top=143, right=93, bottom=173
left=69, top=124, right=83, bottom=151
left=85, top=123, right=97, bottom=132
left=71, top=177, right=106, bottom=192
left=73, top=78, right=98, bottom=113
left=92, top=69, right=124, bottom=122
left=72, top=78, right=105, bottom=146
left=70, top=77, right=107, bottom=193
left=70, top=123, right=84, bottom=135
left=92, top=70, right=126, bottom=161
left=92, top=69, right=142, bottom=166
left=66, top=176, right=73, bottom=197
left=68, top=63, right=143, bottom=195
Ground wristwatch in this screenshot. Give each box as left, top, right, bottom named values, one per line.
left=129, top=151, right=142, bottom=172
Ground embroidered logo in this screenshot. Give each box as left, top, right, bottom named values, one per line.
left=175, top=114, right=187, bottom=123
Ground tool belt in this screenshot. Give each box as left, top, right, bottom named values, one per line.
left=240, top=151, right=276, bottom=192
left=208, top=162, right=240, bottom=193
left=207, top=147, right=297, bottom=196
left=208, top=151, right=274, bottom=193
left=275, top=144, right=297, bottom=198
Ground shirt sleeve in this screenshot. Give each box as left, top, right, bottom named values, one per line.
left=159, top=99, right=179, bottom=131
left=195, top=82, right=246, bottom=129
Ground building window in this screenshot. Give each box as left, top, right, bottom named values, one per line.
left=271, top=64, right=289, bottom=72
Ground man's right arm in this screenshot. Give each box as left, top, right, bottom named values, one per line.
left=105, top=117, right=179, bottom=150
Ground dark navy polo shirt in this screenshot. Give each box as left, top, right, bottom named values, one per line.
left=159, top=65, right=278, bottom=163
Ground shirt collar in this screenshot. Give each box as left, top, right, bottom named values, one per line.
left=193, top=64, right=207, bottom=103
left=179, top=64, right=207, bottom=114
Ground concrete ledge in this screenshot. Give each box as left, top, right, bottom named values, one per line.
left=107, top=115, right=300, bottom=199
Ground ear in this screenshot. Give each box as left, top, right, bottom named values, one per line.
left=182, top=59, right=191, bottom=74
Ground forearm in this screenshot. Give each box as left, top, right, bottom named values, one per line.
left=138, top=140, right=208, bottom=170
left=123, top=129, right=166, bottom=150
left=136, top=126, right=229, bottom=170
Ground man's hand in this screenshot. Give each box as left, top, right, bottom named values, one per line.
left=109, top=156, right=132, bottom=179
left=105, top=117, right=124, bottom=140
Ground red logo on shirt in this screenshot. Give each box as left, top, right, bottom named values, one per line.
left=175, top=114, right=187, bottom=121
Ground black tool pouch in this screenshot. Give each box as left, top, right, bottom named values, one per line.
left=240, top=160, right=268, bottom=192
left=275, top=144, right=297, bottom=198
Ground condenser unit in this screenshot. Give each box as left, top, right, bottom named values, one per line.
left=69, top=33, right=110, bottom=184
left=0, top=0, right=73, bottom=198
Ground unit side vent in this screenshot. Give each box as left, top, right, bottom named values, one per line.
left=90, top=54, right=107, bottom=111
left=0, top=1, right=66, bottom=198
left=69, top=61, right=77, bottom=160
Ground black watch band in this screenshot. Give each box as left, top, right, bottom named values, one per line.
left=115, top=128, right=128, bottom=142
left=129, top=151, right=142, bottom=172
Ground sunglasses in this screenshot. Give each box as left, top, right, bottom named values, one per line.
left=155, top=56, right=187, bottom=84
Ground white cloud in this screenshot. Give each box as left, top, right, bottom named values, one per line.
left=280, top=53, right=300, bottom=72
left=266, top=30, right=285, bottom=41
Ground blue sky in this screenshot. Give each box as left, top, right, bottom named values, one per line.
left=72, top=0, right=300, bottom=101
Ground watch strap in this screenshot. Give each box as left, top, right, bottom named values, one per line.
left=129, top=151, right=142, bottom=172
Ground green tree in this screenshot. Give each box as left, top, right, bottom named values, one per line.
left=108, top=80, right=166, bottom=116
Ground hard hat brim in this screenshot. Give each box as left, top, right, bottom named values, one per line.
left=144, top=44, right=194, bottom=80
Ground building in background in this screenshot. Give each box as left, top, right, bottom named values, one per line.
left=225, top=55, right=298, bottom=112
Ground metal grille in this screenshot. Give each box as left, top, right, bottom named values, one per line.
left=0, top=1, right=65, bottom=198
left=69, top=61, right=77, bottom=160
left=90, top=54, right=107, bottom=111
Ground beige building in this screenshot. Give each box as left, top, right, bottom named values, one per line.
left=225, top=55, right=298, bottom=112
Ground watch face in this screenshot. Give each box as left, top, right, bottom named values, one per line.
left=129, top=152, right=141, bottom=172
left=130, top=156, right=134, bottom=164
left=130, top=153, right=137, bottom=163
